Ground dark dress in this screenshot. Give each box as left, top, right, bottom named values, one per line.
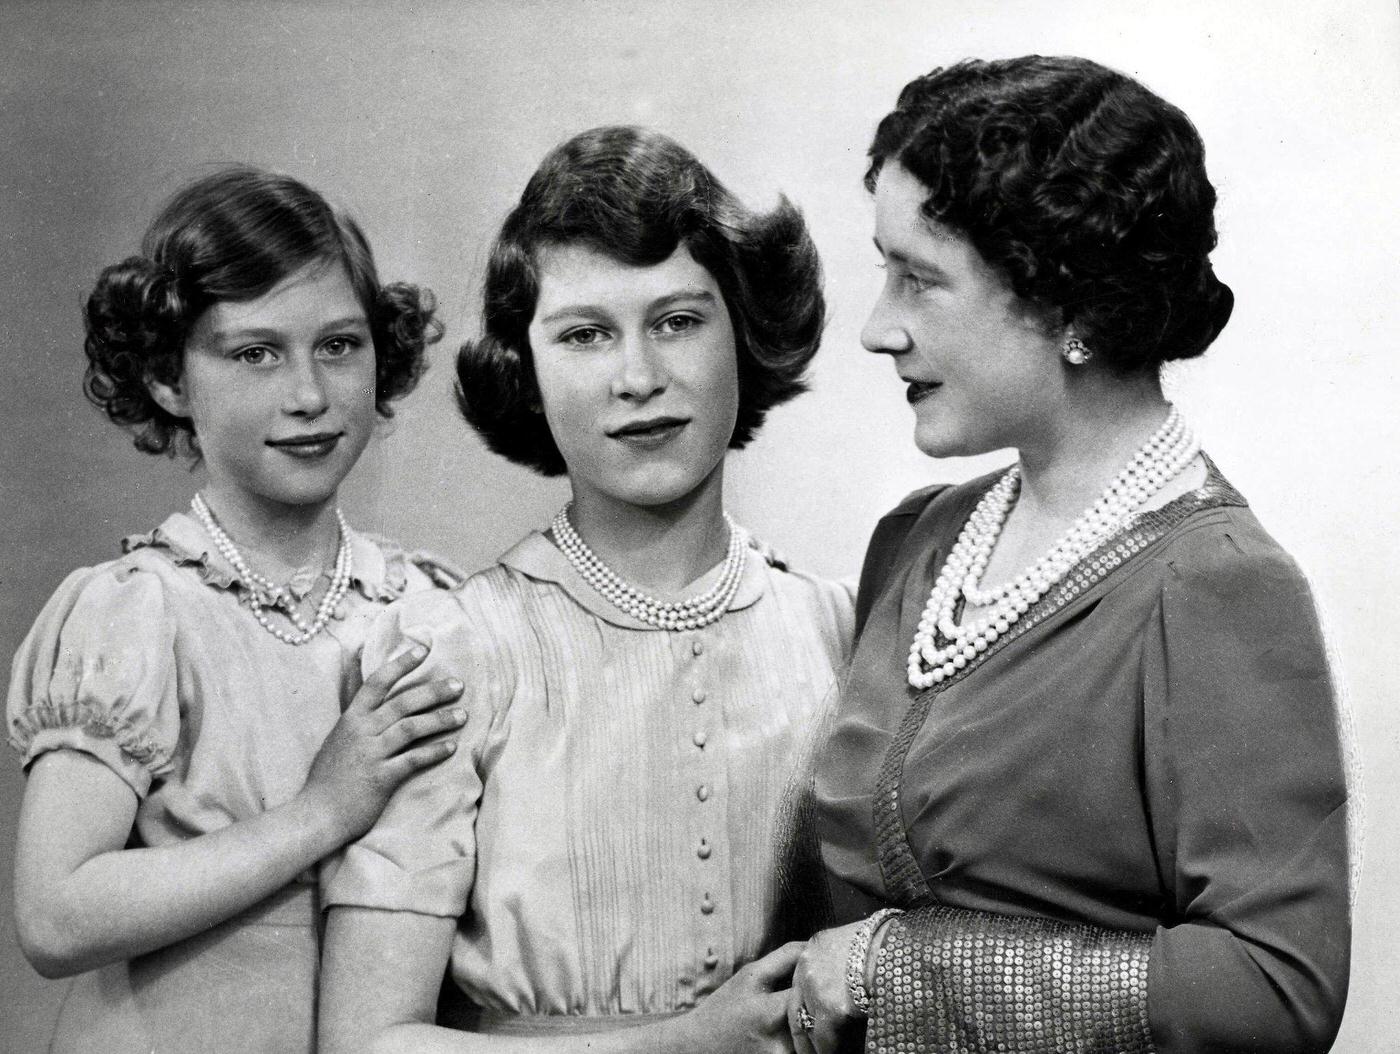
left=815, top=462, right=1350, bottom=1053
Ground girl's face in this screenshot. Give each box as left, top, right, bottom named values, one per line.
left=527, top=242, right=740, bottom=514
left=862, top=162, right=1066, bottom=459
left=150, top=261, right=377, bottom=517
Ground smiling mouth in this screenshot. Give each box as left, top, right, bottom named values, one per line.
left=607, top=417, right=690, bottom=447
left=906, top=381, right=941, bottom=404
left=266, top=432, right=343, bottom=459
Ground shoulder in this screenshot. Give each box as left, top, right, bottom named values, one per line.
left=854, top=471, right=1005, bottom=637
left=1149, top=504, right=1315, bottom=610
left=352, top=532, right=470, bottom=601
left=365, top=560, right=540, bottom=668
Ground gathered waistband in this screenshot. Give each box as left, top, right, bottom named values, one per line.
left=442, top=1007, right=685, bottom=1036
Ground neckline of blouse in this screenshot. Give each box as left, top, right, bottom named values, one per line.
left=499, top=528, right=771, bottom=631
left=122, top=509, right=414, bottom=605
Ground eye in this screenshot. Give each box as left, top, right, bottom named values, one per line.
left=320, top=335, right=365, bottom=359
left=232, top=345, right=275, bottom=365
left=560, top=326, right=609, bottom=348
left=654, top=313, right=702, bottom=336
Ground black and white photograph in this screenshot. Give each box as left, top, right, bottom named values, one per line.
left=2, top=1, right=1396, bottom=1050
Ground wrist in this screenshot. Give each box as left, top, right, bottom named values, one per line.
left=288, top=784, right=356, bottom=853
left=847, top=907, right=903, bottom=1018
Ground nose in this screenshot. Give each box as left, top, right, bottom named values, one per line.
left=611, top=335, right=667, bottom=402
left=860, top=287, right=913, bottom=357
left=284, top=355, right=330, bottom=418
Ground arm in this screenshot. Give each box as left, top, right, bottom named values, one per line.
left=13, top=647, right=464, bottom=977
left=1142, top=534, right=1350, bottom=1052
left=320, top=907, right=802, bottom=1054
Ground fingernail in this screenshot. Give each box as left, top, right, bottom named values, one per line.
left=451, top=708, right=466, bottom=722
left=446, top=678, right=463, bottom=692
left=411, top=646, right=427, bottom=660
left=444, top=740, right=457, bottom=753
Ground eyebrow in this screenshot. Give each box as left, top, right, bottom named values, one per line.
left=538, top=288, right=719, bottom=327
left=873, top=237, right=951, bottom=280
left=207, top=316, right=370, bottom=344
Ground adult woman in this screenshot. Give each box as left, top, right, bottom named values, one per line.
left=794, top=57, right=1352, bottom=1053
left=319, top=126, right=852, bottom=1053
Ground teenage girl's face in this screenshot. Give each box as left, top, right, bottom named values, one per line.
left=151, top=262, right=377, bottom=516
left=527, top=243, right=740, bottom=514
left=861, top=162, right=1066, bottom=459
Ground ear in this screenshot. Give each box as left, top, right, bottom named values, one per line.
left=146, top=373, right=190, bottom=418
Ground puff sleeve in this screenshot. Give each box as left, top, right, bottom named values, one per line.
left=320, top=587, right=511, bottom=919
left=1143, top=532, right=1350, bottom=1052
left=7, top=563, right=180, bottom=797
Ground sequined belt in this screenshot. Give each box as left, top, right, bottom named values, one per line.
left=440, top=1007, right=685, bottom=1035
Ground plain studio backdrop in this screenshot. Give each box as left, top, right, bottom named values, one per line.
left=1, top=1, right=1396, bottom=1049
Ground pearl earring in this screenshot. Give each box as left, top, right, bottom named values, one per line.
left=1061, top=336, right=1093, bottom=366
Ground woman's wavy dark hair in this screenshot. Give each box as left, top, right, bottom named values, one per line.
left=456, top=125, right=825, bottom=476
left=84, top=166, right=442, bottom=455
left=868, top=56, right=1233, bottom=372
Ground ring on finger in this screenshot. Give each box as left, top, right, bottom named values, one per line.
left=796, top=1002, right=816, bottom=1032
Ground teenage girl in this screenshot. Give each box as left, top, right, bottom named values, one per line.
left=7, top=167, right=466, bottom=1053
left=320, top=127, right=854, bottom=1054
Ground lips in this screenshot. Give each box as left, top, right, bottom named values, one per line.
left=266, top=432, right=343, bottom=458
left=606, top=416, right=690, bottom=449
left=905, top=381, right=941, bottom=404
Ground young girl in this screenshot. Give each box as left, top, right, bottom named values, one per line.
left=318, top=127, right=854, bottom=1053
left=8, top=167, right=467, bottom=1053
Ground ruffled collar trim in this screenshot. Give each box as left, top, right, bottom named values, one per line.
left=122, top=510, right=413, bottom=605
left=499, top=527, right=772, bottom=631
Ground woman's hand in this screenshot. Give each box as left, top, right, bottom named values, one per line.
left=666, top=941, right=806, bottom=1054
left=787, top=920, right=865, bottom=1054
left=302, top=645, right=466, bottom=842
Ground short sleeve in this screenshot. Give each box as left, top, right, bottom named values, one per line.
left=6, top=563, right=180, bottom=797
left=320, top=586, right=509, bottom=919
left=1143, top=529, right=1350, bottom=1053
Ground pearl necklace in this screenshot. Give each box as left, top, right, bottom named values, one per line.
left=551, top=504, right=747, bottom=630
left=907, top=408, right=1200, bottom=689
left=190, top=493, right=353, bottom=646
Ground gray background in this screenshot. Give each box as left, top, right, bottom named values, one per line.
left=2, top=1, right=1396, bottom=1049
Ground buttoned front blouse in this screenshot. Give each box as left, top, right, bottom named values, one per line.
left=322, top=530, right=854, bottom=1019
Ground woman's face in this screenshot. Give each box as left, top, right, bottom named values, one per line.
left=149, top=261, right=378, bottom=517
left=862, top=162, right=1065, bottom=459
left=527, top=242, right=740, bottom=513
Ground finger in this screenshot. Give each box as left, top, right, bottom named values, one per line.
left=384, top=707, right=468, bottom=753
left=354, top=644, right=429, bottom=711
left=747, top=940, right=806, bottom=989
left=378, top=677, right=465, bottom=726
left=385, top=737, right=457, bottom=780
left=786, top=991, right=817, bottom=1054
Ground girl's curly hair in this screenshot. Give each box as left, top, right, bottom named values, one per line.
left=868, top=56, right=1233, bottom=373
left=84, top=166, right=442, bottom=455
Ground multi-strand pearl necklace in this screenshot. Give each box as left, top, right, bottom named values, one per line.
left=191, top=493, right=353, bottom=646
left=551, top=504, right=747, bottom=631
left=907, top=408, right=1200, bottom=689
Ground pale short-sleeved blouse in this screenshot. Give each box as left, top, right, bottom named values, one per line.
left=6, top=510, right=452, bottom=1054
left=321, top=530, right=854, bottom=1029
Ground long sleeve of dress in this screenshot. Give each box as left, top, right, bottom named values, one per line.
left=1142, top=530, right=1349, bottom=1052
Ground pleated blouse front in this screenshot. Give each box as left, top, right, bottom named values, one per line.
left=322, top=530, right=854, bottom=1020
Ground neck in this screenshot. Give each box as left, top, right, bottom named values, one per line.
left=565, top=467, right=728, bottom=595
left=1014, top=373, right=1170, bottom=519
left=197, top=483, right=343, bottom=580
